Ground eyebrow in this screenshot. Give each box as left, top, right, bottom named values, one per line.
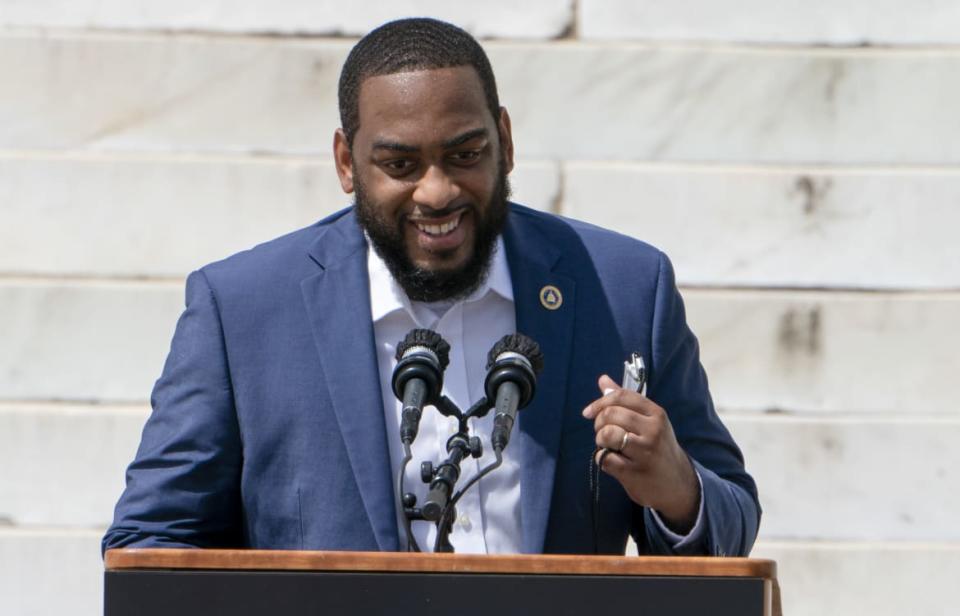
left=442, top=128, right=488, bottom=149
left=370, top=128, right=489, bottom=153
left=370, top=140, right=419, bottom=153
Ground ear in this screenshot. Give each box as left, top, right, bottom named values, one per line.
left=497, top=107, right=515, bottom=174
left=333, top=128, right=355, bottom=194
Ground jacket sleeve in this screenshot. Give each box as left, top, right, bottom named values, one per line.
left=102, top=270, right=244, bottom=553
left=638, top=252, right=761, bottom=557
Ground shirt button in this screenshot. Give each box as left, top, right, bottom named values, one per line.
left=458, top=512, right=472, bottom=530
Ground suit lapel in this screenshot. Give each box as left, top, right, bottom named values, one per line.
left=504, top=209, right=576, bottom=554
left=300, top=212, right=399, bottom=551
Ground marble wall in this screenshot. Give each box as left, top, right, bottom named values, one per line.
left=1, top=2, right=958, bottom=615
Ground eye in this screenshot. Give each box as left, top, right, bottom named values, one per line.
left=380, top=158, right=417, bottom=176
left=450, top=149, right=482, bottom=165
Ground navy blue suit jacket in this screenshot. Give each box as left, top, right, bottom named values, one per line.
left=103, top=204, right=759, bottom=556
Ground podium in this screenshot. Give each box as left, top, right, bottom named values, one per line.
left=104, top=549, right=781, bottom=616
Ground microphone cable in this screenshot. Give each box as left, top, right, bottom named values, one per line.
left=398, top=444, right=421, bottom=552
left=392, top=328, right=451, bottom=553
left=589, top=446, right=612, bottom=553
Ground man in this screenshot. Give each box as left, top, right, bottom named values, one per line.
left=104, top=18, right=759, bottom=557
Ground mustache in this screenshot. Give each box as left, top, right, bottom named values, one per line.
left=406, top=204, right=470, bottom=220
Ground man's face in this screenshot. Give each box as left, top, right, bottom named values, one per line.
left=334, top=66, right=514, bottom=302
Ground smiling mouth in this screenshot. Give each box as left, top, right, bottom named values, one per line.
left=410, top=210, right=466, bottom=237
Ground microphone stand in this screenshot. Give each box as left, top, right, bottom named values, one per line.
left=434, top=448, right=504, bottom=553
left=429, top=430, right=480, bottom=553
left=402, top=396, right=492, bottom=553
left=430, top=396, right=489, bottom=553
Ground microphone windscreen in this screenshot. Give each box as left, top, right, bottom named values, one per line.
left=486, top=333, right=544, bottom=374
left=395, top=328, right=451, bottom=369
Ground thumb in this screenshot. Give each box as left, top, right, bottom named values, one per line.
left=598, top=374, right=620, bottom=396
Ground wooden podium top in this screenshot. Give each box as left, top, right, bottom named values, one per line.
left=105, top=548, right=776, bottom=580
left=106, top=550, right=781, bottom=616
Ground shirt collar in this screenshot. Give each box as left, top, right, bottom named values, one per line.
left=367, top=235, right=513, bottom=325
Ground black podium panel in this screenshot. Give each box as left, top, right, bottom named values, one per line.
left=105, top=569, right=764, bottom=616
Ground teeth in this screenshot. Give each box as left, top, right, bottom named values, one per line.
left=416, top=216, right=460, bottom=236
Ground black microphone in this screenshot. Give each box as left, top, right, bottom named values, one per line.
left=485, top=333, right=544, bottom=452
left=392, top=329, right=451, bottom=446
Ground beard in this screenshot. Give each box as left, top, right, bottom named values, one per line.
left=354, top=162, right=511, bottom=303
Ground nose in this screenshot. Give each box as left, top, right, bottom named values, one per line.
left=412, top=164, right=461, bottom=211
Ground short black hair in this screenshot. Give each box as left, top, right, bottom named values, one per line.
left=338, top=18, right=501, bottom=146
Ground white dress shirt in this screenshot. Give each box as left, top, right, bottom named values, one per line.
left=367, top=236, right=704, bottom=553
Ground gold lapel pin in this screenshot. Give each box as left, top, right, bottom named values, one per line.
left=539, top=285, right=563, bottom=310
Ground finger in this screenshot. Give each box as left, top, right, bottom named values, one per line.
left=596, top=449, right=633, bottom=482
left=594, top=445, right=625, bottom=468
left=585, top=375, right=619, bottom=417
left=584, top=374, right=623, bottom=416
left=584, top=387, right=660, bottom=419
left=599, top=374, right=620, bottom=396
left=595, top=424, right=630, bottom=456
left=593, top=446, right=608, bottom=468
left=593, top=405, right=653, bottom=435
left=597, top=426, right=648, bottom=465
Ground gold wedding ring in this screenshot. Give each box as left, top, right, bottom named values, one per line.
left=618, top=431, right=630, bottom=453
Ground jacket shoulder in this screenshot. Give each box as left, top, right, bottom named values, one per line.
left=509, top=203, right=665, bottom=272
left=198, top=207, right=354, bottom=292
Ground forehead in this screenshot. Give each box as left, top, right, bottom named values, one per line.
left=355, top=66, right=494, bottom=145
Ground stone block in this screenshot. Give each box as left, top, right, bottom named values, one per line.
left=562, top=164, right=960, bottom=289
left=6, top=33, right=960, bottom=163
left=0, top=33, right=347, bottom=153
left=2, top=283, right=957, bottom=417
left=0, top=528, right=104, bottom=616
left=492, top=45, right=960, bottom=164
left=0, top=154, right=346, bottom=277
left=0, top=280, right=183, bottom=401
left=0, top=0, right=574, bottom=39
left=727, top=416, right=960, bottom=541
left=580, top=0, right=960, bottom=45
left=7, top=375, right=956, bottom=542
left=684, top=290, right=960, bottom=415
left=753, top=541, right=960, bottom=616
left=0, top=403, right=147, bottom=527
left=0, top=154, right=557, bottom=277
left=508, top=160, right=561, bottom=213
